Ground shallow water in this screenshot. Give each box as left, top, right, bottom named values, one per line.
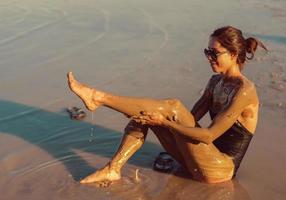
left=0, top=0, right=286, bottom=199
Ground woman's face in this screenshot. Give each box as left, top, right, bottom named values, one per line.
left=206, top=37, right=237, bottom=74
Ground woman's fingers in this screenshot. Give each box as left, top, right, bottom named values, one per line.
left=132, top=114, right=157, bottom=125
left=132, top=111, right=166, bottom=126
left=131, top=115, right=149, bottom=124
left=140, top=111, right=161, bottom=118
left=132, top=115, right=149, bottom=120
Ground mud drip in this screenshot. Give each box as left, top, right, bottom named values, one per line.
left=89, top=112, right=95, bottom=142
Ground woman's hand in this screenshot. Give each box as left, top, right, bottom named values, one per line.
left=132, top=111, right=168, bottom=126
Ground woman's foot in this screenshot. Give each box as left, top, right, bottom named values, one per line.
left=80, top=164, right=121, bottom=184
left=67, top=72, right=105, bottom=111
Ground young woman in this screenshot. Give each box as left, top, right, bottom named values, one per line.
left=67, top=26, right=267, bottom=184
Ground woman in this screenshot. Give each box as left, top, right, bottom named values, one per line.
left=67, top=26, right=267, bottom=184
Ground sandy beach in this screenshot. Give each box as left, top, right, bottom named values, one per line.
left=0, top=0, right=286, bottom=199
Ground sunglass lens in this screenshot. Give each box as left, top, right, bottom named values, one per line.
left=204, top=49, right=217, bottom=60
left=211, top=52, right=217, bottom=60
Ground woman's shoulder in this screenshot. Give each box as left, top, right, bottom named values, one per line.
left=239, top=76, right=259, bottom=103
left=240, top=76, right=256, bottom=92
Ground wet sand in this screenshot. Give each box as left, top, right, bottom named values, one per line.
left=0, top=0, right=286, bottom=199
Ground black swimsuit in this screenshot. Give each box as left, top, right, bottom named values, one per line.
left=210, top=111, right=253, bottom=177
left=207, top=75, right=254, bottom=177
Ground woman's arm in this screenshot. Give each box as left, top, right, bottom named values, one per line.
left=165, top=84, right=255, bottom=144
left=133, top=83, right=255, bottom=145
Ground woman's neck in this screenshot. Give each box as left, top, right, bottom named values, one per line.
left=223, top=64, right=242, bottom=78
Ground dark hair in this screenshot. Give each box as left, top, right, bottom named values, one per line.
left=211, top=26, right=268, bottom=70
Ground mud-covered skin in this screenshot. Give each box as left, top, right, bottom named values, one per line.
left=67, top=34, right=259, bottom=185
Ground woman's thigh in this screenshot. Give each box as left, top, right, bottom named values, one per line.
left=172, top=133, right=235, bottom=183
left=151, top=125, right=234, bottom=183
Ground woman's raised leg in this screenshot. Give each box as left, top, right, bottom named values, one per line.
left=67, top=72, right=194, bottom=122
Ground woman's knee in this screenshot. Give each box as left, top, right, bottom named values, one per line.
left=164, top=98, right=191, bottom=114
left=124, top=120, right=148, bottom=141
left=164, top=98, right=182, bottom=108
left=164, top=98, right=195, bottom=125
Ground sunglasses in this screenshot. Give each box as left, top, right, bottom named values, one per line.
left=204, top=48, right=228, bottom=60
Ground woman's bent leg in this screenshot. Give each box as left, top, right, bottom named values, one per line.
left=81, top=120, right=148, bottom=184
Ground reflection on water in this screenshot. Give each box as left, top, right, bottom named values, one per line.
left=107, top=169, right=252, bottom=200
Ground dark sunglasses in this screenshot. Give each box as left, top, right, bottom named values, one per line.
left=204, top=48, right=228, bottom=60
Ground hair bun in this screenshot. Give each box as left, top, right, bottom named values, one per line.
left=245, top=37, right=268, bottom=60
left=245, top=37, right=258, bottom=59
